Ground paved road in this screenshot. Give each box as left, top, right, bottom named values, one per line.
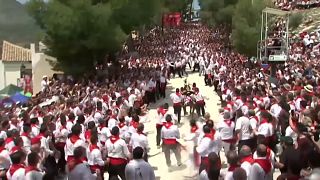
left=143, top=71, right=281, bottom=180
left=145, top=71, right=222, bottom=180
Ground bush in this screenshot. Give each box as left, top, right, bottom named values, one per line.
left=289, top=13, right=303, bottom=29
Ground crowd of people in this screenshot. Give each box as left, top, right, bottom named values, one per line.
left=1, top=9, right=320, bottom=180
left=274, top=0, right=320, bottom=10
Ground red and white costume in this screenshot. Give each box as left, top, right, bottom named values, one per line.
left=217, top=119, right=235, bottom=152
left=87, top=144, right=105, bottom=172
left=6, top=163, right=25, bottom=180
left=64, top=135, right=86, bottom=161
left=105, top=135, right=130, bottom=166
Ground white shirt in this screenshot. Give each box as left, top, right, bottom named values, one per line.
left=170, top=93, right=183, bottom=104
left=0, top=149, right=11, bottom=170
left=249, top=158, right=273, bottom=180
left=196, top=132, right=222, bottom=157
left=87, top=145, right=105, bottom=167
left=217, top=120, right=235, bottom=140
left=64, top=137, right=86, bottom=160
left=235, top=116, right=252, bottom=140
left=193, top=92, right=204, bottom=102
left=241, top=161, right=252, bottom=178
left=25, top=170, right=44, bottom=180
left=41, top=80, right=48, bottom=92
left=125, top=159, right=155, bottom=180
left=130, top=132, right=148, bottom=150
left=128, top=94, right=137, bottom=107
left=6, top=166, right=25, bottom=180
left=257, top=122, right=273, bottom=137
left=108, top=118, right=118, bottom=131
left=98, top=126, right=111, bottom=143
left=105, top=137, right=130, bottom=159
left=20, top=134, right=31, bottom=153
left=68, top=163, right=96, bottom=180
left=161, top=123, right=180, bottom=140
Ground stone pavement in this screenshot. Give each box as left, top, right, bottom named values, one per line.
left=143, top=71, right=281, bottom=180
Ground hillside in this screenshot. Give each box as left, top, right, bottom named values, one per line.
left=0, top=0, right=42, bottom=45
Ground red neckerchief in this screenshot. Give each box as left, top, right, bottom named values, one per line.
left=130, top=121, right=139, bottom=129
left=5, top=137, right=14, bottom=145
left=228, top=165, right=239, bottom=171
left=254, top=158, right=272, bottom=174
left=10, top=146, right=22, bottom=154
left=85, top=130, right=91, bottom=140
left=25, top=165, right=40, bottom=174
left=70, top=135, right=80, bottom=144
left=191, top=125, right=198, bottom=133
left=110, top=135, right=120, bottom=144
left=163, top=122, right=173, bottom=129
left=240, top=155, right=254, bottom=164
left=68, top=119, right=74, bottom=123
left=118, top=122, right=126, bottom=128
left=0, top=146, right=5, bottom=153
left=158, top=108, right=168, bottom=116
left=204, top=129, right=216, bottom=140
left=99, top=124, right=105, bottom=131
left=68, top=159, right=83, bottom=172
left=89, top=144, right=99, bottom=152
left=9, top=164, right=25, bottom=176
left=260, top=119, right=268, bottom=125
left=176, top=92, right=181, bottom=97
left=224, top=119, right=232, bottom=127
left=21, top=132, right=30, bottom=139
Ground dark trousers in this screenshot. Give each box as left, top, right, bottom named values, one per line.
left=175, top=67, right=182, bottom=78
left=213, top=80, right=219, bottom=91
left=160, top=84, right=166, bottom=98
left=193, top=63, right=200, bottom=72
left=156, top=125, right=162, bottom=146
left=55, top=143, right=66, bottom=173
left=162, top=143, right=181, bottom=166
left=173, top=105, right=182, bottom=123
left=108, top=163, right=127, bottom=180
left=196, top=103, right=205, bottom=117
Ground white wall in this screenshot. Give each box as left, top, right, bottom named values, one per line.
left=0, top=62, right=31, bottom=90
left=31, top=52, right=60, bottom=94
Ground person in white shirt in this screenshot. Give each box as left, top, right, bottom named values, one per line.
left=65, top=124, right=86, bottom=161
left=197, top=124, right=222, bottom=173
left=193, top=88, right=206, bottom=117
left=235, top=111, right=256, bottom=152
left=239, top=145, right=254, bottom=178
left=221, top=151, right=240, bottom=180
left=87, top=136, right=107, bottom=174
left=20, top=125, right=31, bottom=154
left=128, top=89, right=137, bottom=108
left=249, top=144, right=273, bottom=180
left=217, top=111, right=235, bottom=153
left=159, top=73, right=167, bottom=98
left=257, top=112, right=274, bottom=149
left=41, top=76, right=48, bottom=92
left=6, top=151, right=26, bottom=180
left=161, top=115, right=182, bottom=169
left=129, top=124, right=149, bottom=161
left=170, top=88, right=183, bottom=124
left=106, top=126, right=131, bottom=180
left=125, top=147, right=155, bottom=180
left=199, top=152, right=221, bottom=180
left=156, top=103, right=169, bottom=147
left=30, top=118, right=40, bottom=138
left=0, top=139, right=11, bottom=173
left=24, top=152, right=44, bottom=180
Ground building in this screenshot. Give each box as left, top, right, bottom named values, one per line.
left=0, top=40, right=61, bottom=94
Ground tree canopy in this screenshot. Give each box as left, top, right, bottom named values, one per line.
left=27, top=0, right=186, bottom=75
left=200, top=0, right=270, bottom=57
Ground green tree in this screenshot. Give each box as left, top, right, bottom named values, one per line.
left=232, top=0, right=266, bottom=56
left=27, top=0, right=163, bottom=75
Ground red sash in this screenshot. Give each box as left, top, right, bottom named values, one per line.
left=163, top=122, right=177, bottom=145
left=254, top=158, right=271, bottom=174
left=5, top=137, right=13, bottom=145
left=240, top=155, right=254, bottom=164
left=25, top=166, right=40, bottom=175
left=9, top=164, right=25, bottom=176
left=191, top=125, right=198, bottom=133
left=109, top=157, right=127, bottom=165
left=89, top=144, right=99, bottom=152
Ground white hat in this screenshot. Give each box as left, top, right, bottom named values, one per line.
left=42, top=75, right=48, bottom=79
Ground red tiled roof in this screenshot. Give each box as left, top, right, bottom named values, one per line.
left=1, top=41, right=31, bottom=62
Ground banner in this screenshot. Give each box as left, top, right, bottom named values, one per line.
left=163, top=12, right=181, bottom=27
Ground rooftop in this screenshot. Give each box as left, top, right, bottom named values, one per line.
left=0, top=40, right=31, bottom=62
